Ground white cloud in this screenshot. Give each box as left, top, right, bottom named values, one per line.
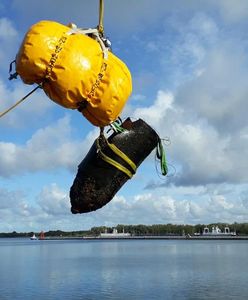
left=188, top=13, right=219, bottom=41
left=0, top=18, right=19, bottom=76
left=128, top=82, right=248, bottom=186
left=37, top=183, right=70, bottom=216
left=0, top=115, right=98, bottom=177
left=130, top=94, right=146, bottom=102
left=216, top=0, right=248, bottom=22
left=0, top=18, right=18, bottom=38
left=84, top=188, right=248, bottom=226
left=1, top=182, right=248, bottom=232
left=126, top=7, right=248, bottom=187
left=170, top=122, right=232, bottom=185
left=176, top=42, right=248, bottom=133
left=10, top=0, right=182, bottom=36
left=0, top=184, right=76, bottom=232
left=133, top=90, right=174, bottom=128
left=208, top=195, right=234, bottom=212
left=0, top=188, right=25, bottom=209
left=0, top=80, right=52, bottom=128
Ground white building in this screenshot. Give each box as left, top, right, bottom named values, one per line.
left=100, top=228, right=131, bottom=238
left=202, top=225, right=236, bottom=236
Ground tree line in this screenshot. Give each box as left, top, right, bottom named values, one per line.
left=89, top=223, right=242, bottom=236
left=1, top=222, right=248, bottom=238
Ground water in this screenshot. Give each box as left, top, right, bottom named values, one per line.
left=0, top=239, right=247, bottom=300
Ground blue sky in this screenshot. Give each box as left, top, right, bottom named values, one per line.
left=1, top=0, right=248, bottom=232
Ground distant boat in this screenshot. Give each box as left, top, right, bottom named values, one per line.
left=99, top=228, right=131, bottom=238
left=30, top=234, right=38, bottom=240
left=39, top=231, right=45, bottom=240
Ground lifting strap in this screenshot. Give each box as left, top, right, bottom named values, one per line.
left=0, top=85, right=41, bottom=118
left=1, top=0, right=107, bottom=119
left=96, top=132, right=137, bottom=178
left=97, top=125, right=168, bottom=178
left=98, top=0, right=104, bottom=35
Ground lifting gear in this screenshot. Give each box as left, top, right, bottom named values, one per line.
left=2, top=0, right=132, bottom=127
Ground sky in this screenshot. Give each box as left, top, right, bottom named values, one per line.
left=1, top=0, right=248, bottom=232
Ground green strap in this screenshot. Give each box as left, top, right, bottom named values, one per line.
left=111, top=121, right=126, bottom=133
left=156, top=139, right=168, bottom=176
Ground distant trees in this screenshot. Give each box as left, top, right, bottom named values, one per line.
left=0, top=231, right=29, bottom=238
left=89, top=223, right=248, bottom=236
left=1, top=222, right=248, bottom=238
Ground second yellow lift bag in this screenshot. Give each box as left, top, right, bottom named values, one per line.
left=15, top=20, right=132, bottom=127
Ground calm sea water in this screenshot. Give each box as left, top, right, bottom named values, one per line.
left=0, top=238, right=247, bottom=300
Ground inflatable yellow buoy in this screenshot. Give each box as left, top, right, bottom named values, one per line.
left=15, top=20, right=132, bottom=127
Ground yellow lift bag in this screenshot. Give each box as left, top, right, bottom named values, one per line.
left=15, top=20, right=132, bottom=127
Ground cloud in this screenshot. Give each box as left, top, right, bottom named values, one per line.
left=0, top=115, right=98, bottom=177
left=0, top=80, right=53, bottom=129
left=207, top=195, right=234, bottom=212
left=126, top=9, right=248, bottom=187
left=0, top=183, right=79, bottom=232
left=9, top=1, right=178, bottom=36
left=37, top=183, right=70, bottom=216
left=130, top=94, right=146, bottom=102
left=11, top=0, right=98, bottom=26
left=0, top=18, right=19, bottom=76
left=176, top=42, right=248, bottom=134
left=84, top=188, right=248, bottom=226
left=169, top=122, right=232, bottom=186
left=216, top=0, right=248, bottom=22
left=0, top=188, right=25, bottom=209
left=141, top=13, right=221, bottom=90
left=1, top=182, right=248, bottom=232
left=0, top=186, right=41, bottom=232
left=0, top=18, right=18, bottom=38
left=130, top=84, right=248, bottom=187
left=91, top=193, right=200, bottom=226
left=133, top=90, right=174, bottom=128
left=11, top=0, right=247, bottom=39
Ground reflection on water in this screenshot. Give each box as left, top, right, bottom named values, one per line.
left=0, top=239, right=247, bottom=299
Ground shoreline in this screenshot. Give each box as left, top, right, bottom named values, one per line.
left=82, top=235, right=248, bottom=240
left=2, top=235, right=248, bottom=241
